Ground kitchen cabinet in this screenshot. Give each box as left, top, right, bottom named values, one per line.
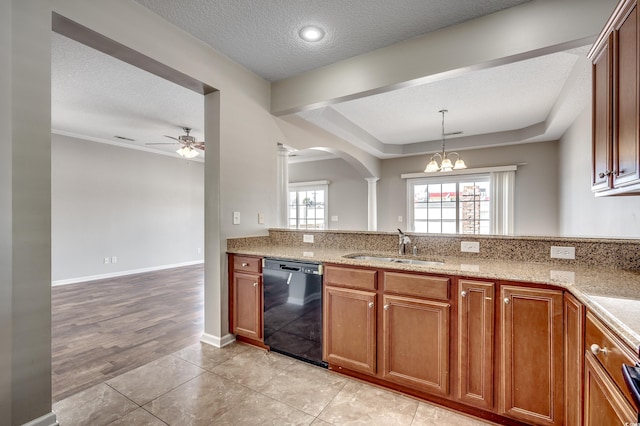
left=229, top=255, right=263, bottom=342
left=457, top=279, right=495, bottom=410
left=323, top=285, right=377, bottom=374
left=381, top=294, right=450, bottom=395
left=499, top=286, right=564, bottom=426
left=590, top=0, right=640, bottom=195
left=323, top=266, right=377, bottom=374
left=564, top=292, right=584, bottom=426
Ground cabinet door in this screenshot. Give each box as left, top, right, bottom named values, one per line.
left=232, top=272, right=263, bottom=341
left=584, top=352, right=637, bottom=425
left=592, top=34, right=613, bottom=192
left=614, top=2, right=640, bottom=188
left=382, top=294, right=450, bottom=395
left=564, top=293, right=584, bottom=426
left=323, top=286, right=377, bottom=374
left=499, top=286, right=563, bottom=425
left=457, top=280, right=494, bottom=409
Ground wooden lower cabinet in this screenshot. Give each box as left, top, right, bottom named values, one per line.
left=499, top=286, right=564, bottom=426
left=231, top=271, right=263, bottom=341
left=457, top=279, right=495, bottom=410
left=323, top=285, right=377, bottom=374
left=382, top=294, right=450, bottom=395
left=564, top=293, right=584, bottom=426
left=584, top=352, right=637, bottom=425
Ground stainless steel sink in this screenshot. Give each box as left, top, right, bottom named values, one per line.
left=345, top=255, right=444, bottom=266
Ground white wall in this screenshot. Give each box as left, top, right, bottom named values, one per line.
left=378, top=141, right=560, bottom=235
left=289, top=158, right=368, bottom=230
left=559, top=105, right=640, bottom=237
left=51, top=133, right=204, bottom=282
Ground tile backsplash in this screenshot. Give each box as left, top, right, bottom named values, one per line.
left=227, top=229, right=640, bottom=270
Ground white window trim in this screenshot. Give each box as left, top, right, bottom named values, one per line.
left=288, top=180, right=330, bottom=230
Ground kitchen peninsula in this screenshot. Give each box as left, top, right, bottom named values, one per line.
left=228, top=229, right=640, bottom=426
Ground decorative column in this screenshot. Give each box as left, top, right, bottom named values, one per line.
left=276, top=143, right=289, bottom=228
left=366, top=177, right=379, bottom=231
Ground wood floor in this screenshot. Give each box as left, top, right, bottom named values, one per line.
left=51, top=264, right=204, bottom=402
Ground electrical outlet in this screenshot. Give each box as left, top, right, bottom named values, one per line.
left=331, top=215, right=339, bottom=222
left=197, top=247, right=202, bottom=254
left=461, top=241, right=480, bottom=253
left=550, top=246, right=575, bottom=260
left=111, top=256, right=117, bottom=264
left=258, top=212, right=264, bottom=224
left=233, top=211, right=240, bottom=225
left=103, top=257, right=110, bottom=264
left=397, top=216, right=403, bottom=222
left=303, top=234, right=314, bottom=243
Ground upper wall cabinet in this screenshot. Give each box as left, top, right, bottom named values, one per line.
left=590, top=0, right=640, bottom=196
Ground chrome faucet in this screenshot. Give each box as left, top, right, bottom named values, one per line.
left=397, top=229, right=411, bottom=255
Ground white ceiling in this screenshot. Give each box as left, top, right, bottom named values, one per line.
left=51, top=0, right=593, bottom=163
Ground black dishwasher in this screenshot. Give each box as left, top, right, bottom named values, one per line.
left=263, top=258, right=326, bottom=368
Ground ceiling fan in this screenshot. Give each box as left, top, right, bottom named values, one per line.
left=146, top=127, right=205, bottom=158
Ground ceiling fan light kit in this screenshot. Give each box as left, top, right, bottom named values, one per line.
left=424, top=109, right=467, bottom=173
left=145, top=127, right=205, bottom=158
left=176, top=146, right=199, bottom=158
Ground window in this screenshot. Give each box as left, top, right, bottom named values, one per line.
left=408, top=174, right=490, bottom=234
left=288, top=181, right=329, bottom=230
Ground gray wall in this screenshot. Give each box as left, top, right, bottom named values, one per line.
left=289, top=158, right=368, bottom=230
left=378, top=141, right=560, bottom=235
left=559, top=105, right=640, bottom=237
left=51, top=133, right=204, bottom=282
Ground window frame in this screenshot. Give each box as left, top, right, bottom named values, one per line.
left=406, top=173, right=491, bottom=234
left=288, top=180, right=329, bottom=230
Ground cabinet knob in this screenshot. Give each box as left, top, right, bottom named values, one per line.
left=253, top=282, right=258, bottom=287
left=368, top=302, right=374, bottom=308
left=383, top=304, right=390, bottom=310
left=242, top=263, right=249, bottom=267
left=461, top=291, right=467, bottom=298
left=598, top=170, right=613, bottom=179
left=590, top=343, right=608, bottom=356
left=503, top=297, right=510, bottom=304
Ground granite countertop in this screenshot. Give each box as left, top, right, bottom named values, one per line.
left=228, top=245, right=640, bottom=353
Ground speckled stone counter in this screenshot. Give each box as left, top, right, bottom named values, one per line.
left=227, top=235, right=640, bottom=354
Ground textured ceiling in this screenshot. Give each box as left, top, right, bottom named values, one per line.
left=133, top=0, right=531, bottom=82
left=51, top=0, right=589, bottom=163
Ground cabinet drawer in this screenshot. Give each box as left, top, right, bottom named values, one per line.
left=585, top=311, right=639, bottom=407
left=233, top=255, right=262, bottom=273
left=383, top=272, right=449, bottom=301
left=324, top=265, right=377, bottom=290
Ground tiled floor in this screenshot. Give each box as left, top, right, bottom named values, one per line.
left=53, top=342, right=493, bottom=426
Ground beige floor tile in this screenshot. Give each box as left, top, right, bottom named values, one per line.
left=318, top=380, right=418, bottom=426
left=53, top=383, right=138, bottom=426
left=143, top=372, right=255, bottom=425
left=257, top=361, right=348, bottom=416
left=173, top=341, right=251, bottom=371
left=210, top=348, right=295, bottom=390
left=106, top=354, right=204, bottom=405
left=411, top=403, right=493, bottom=426
left=107, top=408, right=167, bottom=425
left=213, top=392, right=315, bottom=425
left=311, top=419, right=334, bottom=425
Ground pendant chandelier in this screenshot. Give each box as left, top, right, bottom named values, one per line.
left=424, top=109, right=467, bottom=172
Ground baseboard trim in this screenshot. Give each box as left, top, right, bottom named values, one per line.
left=22, top=412, right=59, bottom=426
left=201, top=333, right=235, bottom=348
left=52, top=260, right=204, bottom=286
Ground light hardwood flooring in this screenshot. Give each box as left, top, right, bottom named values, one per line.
left=52, top=264, right=204, bottom=402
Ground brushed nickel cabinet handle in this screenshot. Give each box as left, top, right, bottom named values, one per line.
left=590, top=343, right=608, bottom=356
left=504, top=297, right=510, bottom=304
left=461, top=291, right=467, bottom=297
left=242, top=263, right=249, bottom=267
left=383, top=304, right=390, bottom=310
left=253, top=282, right=258, bottom=287
left=368, top=302, right=374, bottom=308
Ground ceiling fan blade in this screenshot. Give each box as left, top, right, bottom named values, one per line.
left=164, top=135, right=181, bottom=142
left=145, top=142, right=178, bottom=146
left=194, top=142, right=205, bottom=150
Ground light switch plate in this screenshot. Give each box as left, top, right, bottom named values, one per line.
left=258, top=212, right=264, bottom=224
left=461, top=241, right=480, bottom=253
left=233, top=211, right=240, bottom=225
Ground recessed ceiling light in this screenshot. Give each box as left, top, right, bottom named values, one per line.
left=299, top=25, right=325, bottom=42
